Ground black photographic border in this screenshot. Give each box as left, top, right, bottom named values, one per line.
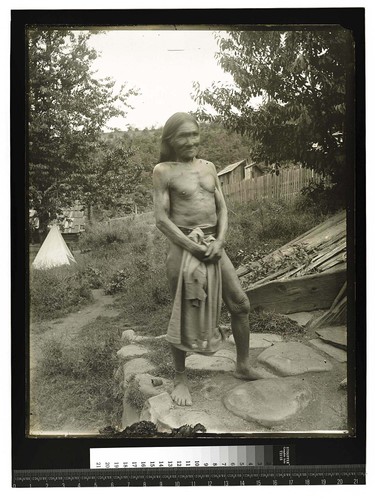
left=11, top=8, right=365, bottom=473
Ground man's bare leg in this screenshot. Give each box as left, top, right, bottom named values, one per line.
left=230, top=312, right=259, bottom=380
left=170, top=345, right=192, bottom=406
left=221, top=251, right=259, bottom=380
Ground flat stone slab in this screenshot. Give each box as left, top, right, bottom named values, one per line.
left=117, top=344, right=149, bottom=360
left=123, top=358, right=156, bottom=382
left=223, top=378, right=312, bottom=428
left=134, top=373, right=174, bottom=398
left=227, top=333, right=283, bottom=349
left=158, top=408, right=224, bottom=433
left=186, top=351, right=235, bottom=371
left=316, top=326, right=347, bottom=349
left=286, top=312, right=314, bottom=326
left=250, top=333, right=284, bottom=349
left=121, top=329, right=166, bottom=344
left=309, top=339, right=347, bottom=363
left=140, top=392, right=173, bottom=424
left=141, top=393, right=224, bottom=433
left=250, top=364, right=279, bottom=379
left=257, top=341, right=333, bottom=376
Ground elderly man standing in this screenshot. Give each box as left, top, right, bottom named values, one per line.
left=153, top=112, right=258, bottom=406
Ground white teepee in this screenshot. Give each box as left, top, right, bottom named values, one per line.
left=32, top=226, right=77, bottom=270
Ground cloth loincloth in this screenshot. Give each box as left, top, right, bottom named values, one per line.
left=166, top=226, right=224, bottom=354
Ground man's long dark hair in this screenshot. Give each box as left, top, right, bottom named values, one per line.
left=159, top=112, right=199, bottom=163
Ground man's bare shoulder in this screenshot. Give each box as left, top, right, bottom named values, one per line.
left=153, top=162, right=175, bottom=175
left=197, top=158, right=217, bottom=172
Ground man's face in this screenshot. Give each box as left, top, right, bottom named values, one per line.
left=170, top=122, right=200, bottom=162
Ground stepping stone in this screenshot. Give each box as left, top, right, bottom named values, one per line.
left=158, top=408, right=224, bottom=433
left=316, top=326, right=347, bottom=350
left=223, top=378, right=312, bottom=428
left=140, top=392, right=173, bottom=425
left=250, top=365, right=279, bottom=379
left=227, top=333, right=283, bottom=348
left=121, top=329, right=137, bottom=342
left=309, top=339, right=347, bottom=363
left=250, top=333, right=283, bottom=349
left=286, top=312, right=314, bottom=326
left=257, top=341, right=333, bottom=376
left=186, top=352, right=235, bottom=372
left=134, top=373, right=174, bottom=399
left=123, top=358, right=156, bottom=382
left=117, top=344, right=149, bottom=360
left=141, top=393, right=224, bottom=433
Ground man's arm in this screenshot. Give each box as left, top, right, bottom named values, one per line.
left=203, top=162, right=229, bottom=261
left=153, top=164, right=207, bottom=259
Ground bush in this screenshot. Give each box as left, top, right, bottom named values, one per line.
left=104, top=269, right=129, bottom=295
left=79, top=265, right=104, bottom=289
left=298, top=180, right=344, bottom=215
left=225, top=199, right=326, bottom=268
left=30, top=267, right=93, bottom=321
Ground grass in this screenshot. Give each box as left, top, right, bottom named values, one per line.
left=30, top=315, right=125, bottom=433
left=30, top=266, right=93, bottom=321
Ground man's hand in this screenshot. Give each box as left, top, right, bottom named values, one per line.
left=203, top=240, right=224, bottom=263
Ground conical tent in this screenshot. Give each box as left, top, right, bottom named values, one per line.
left=32, top=226, right=77, bottom=270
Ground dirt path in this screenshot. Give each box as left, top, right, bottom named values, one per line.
left=30, top=289, right=119, bottom=369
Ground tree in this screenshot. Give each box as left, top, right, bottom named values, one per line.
left=28, top=29, right=138, bottom=232
left=193, top=28, right=354, bottom=188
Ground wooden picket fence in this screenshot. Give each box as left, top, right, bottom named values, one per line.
left=221, top=168, right=326, bottom=204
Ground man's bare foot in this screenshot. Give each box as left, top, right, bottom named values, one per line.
left=234, top=361, right=260, bottom=381
left=171, top=372, right=192, bottom=406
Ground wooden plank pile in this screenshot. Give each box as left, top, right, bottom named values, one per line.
left=239, top=211, right=347, bottom=316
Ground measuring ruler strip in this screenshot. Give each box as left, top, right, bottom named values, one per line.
left=90, top=445, right=280, bottom=469
left=13, top=464, right=366, bottom=487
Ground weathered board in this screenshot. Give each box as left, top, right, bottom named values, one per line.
left=247, top=268, right=346, bottom=314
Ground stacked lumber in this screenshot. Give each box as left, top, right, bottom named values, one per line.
left=239, top=210, right=346, bottom=290
left=307, top=283, right=347, bottom=330
left=240, top=210, right=347, bottom=315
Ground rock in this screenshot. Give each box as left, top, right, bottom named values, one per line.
left=186, top=352, right=235, bottom=371
left=250, top=333, right=284, bottom=349
left=157, top=408, right=224, bottom=433
left=117, top=344, right=149, bottom=360
left=140, top=392, right=173, bottom=424
left=227, top=333, right=283, bottom=349
left=316, top=326, right=347, bottom=349
left=223, top=378, right=312, bottom=428
left=121, top=396, right=141, bottom=429
left=121, top=329, right=167, bottom=344
left=134, top=373, right=174, bottom=399
left=286, top=312, right=314, bottom=326
left=339, top=378, right=347, bottom=389
left=309, top=339, right=347, bottom=363
left=123, top=358, right=156, bottom=383
left=257, top=341, right=333, bottom=376
left=250, top=365, right=279, bottom=379
left=121, top=329, right=137, bottom=342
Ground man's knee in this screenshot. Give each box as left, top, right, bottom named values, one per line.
left=226, top=292, right=250, bottom=316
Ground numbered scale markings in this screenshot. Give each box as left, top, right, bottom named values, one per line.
left=13, top=464, right=365, bottom=487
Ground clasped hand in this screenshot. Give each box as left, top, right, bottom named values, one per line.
left=194, top=240, right=223, bottom=263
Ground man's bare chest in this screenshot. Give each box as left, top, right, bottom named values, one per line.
left=168, top=167, right=215, bottom=197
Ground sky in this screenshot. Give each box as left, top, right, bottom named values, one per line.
left=86, top=29, right=235, bottom=130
